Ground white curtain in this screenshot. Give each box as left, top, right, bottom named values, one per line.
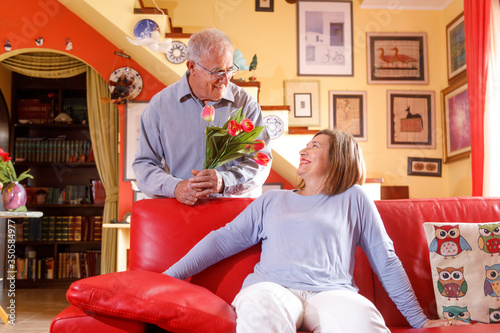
left=483, top=0, right=500, bottom=196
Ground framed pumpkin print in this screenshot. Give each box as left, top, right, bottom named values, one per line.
left=446, top=12, right=466, bottom=83
left=329, top=91, right=367, bottom=141
left=441, top=76, right=470, bottom=163
left=297, top=0, right=353, bottom=76
left=387, top=90, right=435, bottom=149
left=367, top=33, right=428, bottom=84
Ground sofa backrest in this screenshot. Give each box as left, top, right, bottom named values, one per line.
left=130, top=198, right=259, bottom=304
left=371, top=197, right=500, bottom=327
left=130, top=196, right=500, bottom=327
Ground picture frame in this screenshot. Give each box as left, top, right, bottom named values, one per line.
left=255, top=0, right=274, bottom=12
left=407, top=157, right=442, bottom=177
left=387, top=90, right=435, bottom=149
left=446, top=12, right=466, bottom=83
left=262, top=183, right=283, bottom=193
left=284, top=80, right=320, bottom=127
left=134, top=191, right=151, bottom=202
left=297, top=0, right=353, bottom=76
left=441, top=76, right=470, bottom=163
left=329, top=91, right=367, bottom=141
left=124, top=101, right=149, bottom=181
left=367, top=32, right=428, bottom=84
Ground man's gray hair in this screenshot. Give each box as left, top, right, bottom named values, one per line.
left=187, top=28, right=233, bottom=63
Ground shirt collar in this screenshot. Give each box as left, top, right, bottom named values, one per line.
left=177, top=70, right=236, bottom=105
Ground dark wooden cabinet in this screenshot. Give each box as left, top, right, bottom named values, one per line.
left=9, top=73, right=102, bottom=288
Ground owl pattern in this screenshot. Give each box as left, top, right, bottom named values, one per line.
left=437, top=266, right=467, bottom=300
left=489, top=307, right=500, bottom=323
left=442, top=305, right=472, bottom=323
left=429, top=225, right=472, bottom=259
left=478, top=222, right=500, bottom=256
left=484, top=263, right=500, bottom=299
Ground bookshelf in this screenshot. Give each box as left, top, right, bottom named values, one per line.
left=8, top=72, right=104, bottom=288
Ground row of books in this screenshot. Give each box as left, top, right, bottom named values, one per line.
left=17, top=99, right=51, bottom=123
left=17, top=98, right=88, bottom=124
left=26, top=185, right=95, bottom=205
left=15, top=251, right=100, bottom=280
left=15, top=138, right=93, bottom=163
left=62, top=98, right=88, bottom=124
left=16, top=215, right=103, bottom=242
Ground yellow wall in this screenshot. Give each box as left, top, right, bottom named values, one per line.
left=164, top=0, right=471, bottom=198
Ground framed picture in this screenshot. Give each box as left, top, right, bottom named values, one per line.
left=284, top=80, right=320, bottom=127
left=262, top=183, right=283, bottom=193
left=367, top=32, right=428, bottom=84
left=134, top=191, right=151, bottom=202
left=297, top=0, right=353, bottom=76
left=124, top=101, right=149, bottom=181
left=441, top=76, right=470, bottom=163
left=446, top=12, right=466, bottom=83
left=407, top=157, right=442, bottom=177
left=387, top=90, right=435, bottom=149
left=329, top=91, right=367, bottom=141
left=256, top=0, right=274, bottom=12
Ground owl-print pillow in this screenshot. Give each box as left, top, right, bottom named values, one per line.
left=423, top=222, right=500, bottom=325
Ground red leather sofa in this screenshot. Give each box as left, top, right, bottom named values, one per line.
left=51, top=196, right=500, bottom=332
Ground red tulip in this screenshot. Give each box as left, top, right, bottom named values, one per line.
left=228, top=120, right=241, bottom=136
left=240, top=119, right=255, bottom=133
left=0, top=149, right=11, bottom=162
left=245, top=140, right=265, bottom=153
left=254, top=152, right=270, bottom=166
left=201, top=105, right=215, bottom=122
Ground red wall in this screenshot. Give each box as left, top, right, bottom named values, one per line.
left=1, top=0, right=166, bottom=220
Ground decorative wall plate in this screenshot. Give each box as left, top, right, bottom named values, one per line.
left=263, top=115, right=284, bottom=139
left=134, top=19, right=160, bottom=40
left=166, top=41, right=187, bottom=64
left=108, top=67, right=143, bottom=101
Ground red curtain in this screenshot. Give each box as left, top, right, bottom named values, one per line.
left=464, top=0, right=491, bottom=196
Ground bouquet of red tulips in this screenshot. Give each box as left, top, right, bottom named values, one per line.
left=202, top=106, right=270, bottom=170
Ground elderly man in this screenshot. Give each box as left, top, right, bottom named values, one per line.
left=133, top=28, right=272, bottom=205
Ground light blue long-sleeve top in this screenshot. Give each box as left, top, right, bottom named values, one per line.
left=164, top=185, right=428, bottom=328
left=132, top=71, right=272, bottom=198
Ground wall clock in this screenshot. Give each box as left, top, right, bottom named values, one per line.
left=166, top=41, right=187, bottom=64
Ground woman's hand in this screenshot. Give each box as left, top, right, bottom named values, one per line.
left=423, top=318, right=470, bottom=328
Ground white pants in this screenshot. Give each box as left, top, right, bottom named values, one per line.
left=231, top=282, right=390, bottom=333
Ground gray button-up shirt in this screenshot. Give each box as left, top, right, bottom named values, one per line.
left=132, top=71, right=272, bottom=198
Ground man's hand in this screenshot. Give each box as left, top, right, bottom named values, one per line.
left=174, top=180, right=199, bottom=205
left=189, top=169, right=224, bottom=198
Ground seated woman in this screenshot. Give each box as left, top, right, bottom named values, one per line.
left=164, top=129, right=467, bottom=332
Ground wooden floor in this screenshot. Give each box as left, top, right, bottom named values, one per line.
left=0, top=287, right=68, bottom=332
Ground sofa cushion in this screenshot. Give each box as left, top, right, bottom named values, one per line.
left=66, top=270, right=236, bottom=333
left=424, top=222, right=500, bottom=324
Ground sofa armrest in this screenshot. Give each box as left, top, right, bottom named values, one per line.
left=66, top=270, right=236, bottom=333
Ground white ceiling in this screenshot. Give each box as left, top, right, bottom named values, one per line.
left=360, top=0, right=454, bottom=11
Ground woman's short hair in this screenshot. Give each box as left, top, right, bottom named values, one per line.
left=187, top=28, right=233, bottom=63
left=298, top=129, right=366, bottom=195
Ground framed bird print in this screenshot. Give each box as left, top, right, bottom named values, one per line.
left=367, top=33, right=428, bottom=84
left=387, top=90, right=435, bottom=149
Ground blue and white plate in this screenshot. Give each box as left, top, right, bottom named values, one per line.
left=263, top=115, right=284, bottom=139
left=134, top=19, right=160, bottom=40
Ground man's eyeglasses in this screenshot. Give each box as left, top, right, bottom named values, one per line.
left=194, top=61, right=239, bottom=81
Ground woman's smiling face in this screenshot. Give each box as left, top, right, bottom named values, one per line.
left=297, top=134, right=331, bottom=182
